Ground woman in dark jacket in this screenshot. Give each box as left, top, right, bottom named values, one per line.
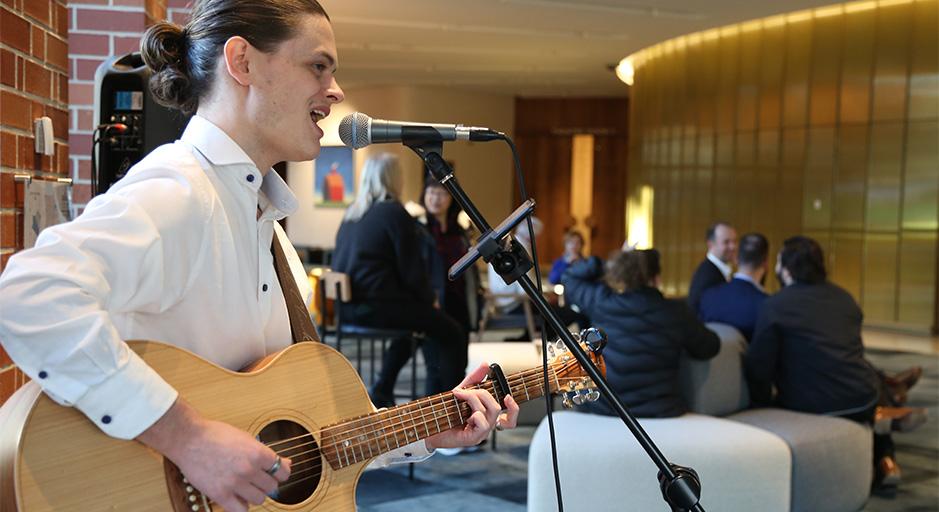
left=562, top=249, right=719, bottom=418
left=332, top=153, right=467, bottom=405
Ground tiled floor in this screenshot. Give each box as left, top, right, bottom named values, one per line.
left=863, top=328, right=939, bottom=356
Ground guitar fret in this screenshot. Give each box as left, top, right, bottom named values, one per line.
left=441, top=394, right=453, bottom=429
left=453, top=396, right=463, bottom=423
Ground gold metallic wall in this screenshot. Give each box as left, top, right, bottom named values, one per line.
left=626, top=0, right=939, bottom=332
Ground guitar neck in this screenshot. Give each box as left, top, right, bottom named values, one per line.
left=319, top=364, right=561, bottom=469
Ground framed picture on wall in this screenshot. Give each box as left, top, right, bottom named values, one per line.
left=313, top=146, right=354, bottom=207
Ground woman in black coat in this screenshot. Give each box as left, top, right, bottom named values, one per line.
left=562, top=249, right=719, bottom=418
left=332, top=153, right=466, bottom=405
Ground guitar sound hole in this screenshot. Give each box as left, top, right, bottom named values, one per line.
left=257, top=419, right=321, bottom=505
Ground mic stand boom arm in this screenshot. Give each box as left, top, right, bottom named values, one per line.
left=404, top=137, right=705, bottom=512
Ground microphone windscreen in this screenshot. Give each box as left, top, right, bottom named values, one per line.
left=338, top=112, right=371, bottom=149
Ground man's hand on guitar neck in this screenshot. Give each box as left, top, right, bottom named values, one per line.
left=425, top=362, right=520, bottom=450
left=137, top=398, right=292, bottom=512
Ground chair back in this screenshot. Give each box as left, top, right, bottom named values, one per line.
left=322, top=271, right=352, bottom=302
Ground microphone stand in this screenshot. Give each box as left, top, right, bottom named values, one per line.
left=403, top=135, right=705, bottom=512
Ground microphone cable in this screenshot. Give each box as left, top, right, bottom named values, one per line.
left=499, top=134, right=566, bottom=512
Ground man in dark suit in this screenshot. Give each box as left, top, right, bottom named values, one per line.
left=746, top=236, right=921, bottom=487
left=698, top=233, right=769, bottom=340
left=687, top=222, right=737, bottom=312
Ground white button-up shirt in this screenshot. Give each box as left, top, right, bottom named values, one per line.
left=0, top=116, right=430, bottom=464
left=706, top=251, right=733, bottom=282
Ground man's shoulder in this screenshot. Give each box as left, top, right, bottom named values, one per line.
left=113, top=142, right=205, bottom=191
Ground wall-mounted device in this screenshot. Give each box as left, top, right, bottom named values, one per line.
left=93, top=52, right=190, bottom=195
left=33, top=116, right=54, bottom=156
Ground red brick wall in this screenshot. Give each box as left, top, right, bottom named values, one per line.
left=0, top=0, right=70, bottom=402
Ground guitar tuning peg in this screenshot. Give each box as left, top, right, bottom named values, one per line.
left=587, top=390, right=600, bottom=402
left=547, top=344, right=555, bottom=357
left=554, top=341, right=566, bottom=353
left=562, top=396, right=574, bottom=409
left=580, top=327, right=608, bottom=354
left=567, top=381, right=577, bottom=391
left=572, top=393, right=585, bottom=406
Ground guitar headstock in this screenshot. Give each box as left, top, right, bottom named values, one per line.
left=545, top=328, right=607, bottom=408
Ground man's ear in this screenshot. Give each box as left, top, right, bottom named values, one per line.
left=222, top=36, right=253, bottom=86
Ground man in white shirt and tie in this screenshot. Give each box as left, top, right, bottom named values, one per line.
left=687, top=221, right=737, bottom=313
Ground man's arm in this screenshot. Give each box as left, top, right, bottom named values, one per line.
left=560, top=256, right=607, bottom=315
left=745, top=303, right=781, bottom=406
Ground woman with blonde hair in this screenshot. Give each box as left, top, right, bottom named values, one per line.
left=333, top=153, right=468, bottom=405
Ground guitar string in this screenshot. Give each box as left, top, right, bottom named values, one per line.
left=270, top=372, right=561, bottom=480
left=265, top=364, right=558, bottom=457
left=269, top=363, right=575, bottom=468
left=269, top=368, right=578, bottom=479
left=276, top=375, right=552, bottom=478
left=264, top=364, right=559, bottom=451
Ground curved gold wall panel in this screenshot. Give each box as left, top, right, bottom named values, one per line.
left=626, top=0, right=938, bottom=332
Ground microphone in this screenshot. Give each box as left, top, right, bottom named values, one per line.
left=338, top=112, right=504, bottom=149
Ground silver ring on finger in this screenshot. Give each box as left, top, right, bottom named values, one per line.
left=266, top=456, right=282, bottom=476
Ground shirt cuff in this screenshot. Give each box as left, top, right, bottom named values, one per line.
left=72, top=353, right=179, bottom=440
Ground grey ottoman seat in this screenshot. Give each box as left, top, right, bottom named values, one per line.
left=729, top=408, right=872, bottom=512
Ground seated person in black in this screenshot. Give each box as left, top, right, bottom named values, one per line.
left=746, top=236, right=907, bottom=487
left=332, top=153, right=467, bottom=405
left=687, top=221, right=737, bottom=313
left=698, top=233, right=770, bottom=341
left=563, top=248, right=720, bottom=418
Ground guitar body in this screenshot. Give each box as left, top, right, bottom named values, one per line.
left=0, top=341, right=375, bottom=511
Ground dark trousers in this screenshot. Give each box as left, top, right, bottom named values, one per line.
left=838, top=405, right=895, bottom=463
left=344, top=301, right=468, bottom=396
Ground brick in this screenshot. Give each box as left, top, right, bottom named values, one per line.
left=24, top=0, right=51, bottom=26
left=56, top=142, right=68, bottom=173
left=30, top=25, right=45, bottom=60
left=76, top=157, right=91, bottom=180
left=46, top=35, right=67, bottom=71
left=113, top=0, right=146, bottom=7
left=57, top=72, right=67, bottom=102
left=0, top=132, right=15, bottom=169
left=0, top=252, right=9, bottom=272
left=14, top=55, right=23, bottom=90
left=76, top=8, right=146, bottom=32
left=55, top=3, right=67, bottom=37
left=0, top=171, right=14, bottom=209
left=49, top=107, right=68, bottom=139
left=0, top=368, right=18, bottom=407
left=69, top=133, right=92, bottom=157
left=0, top=92, right=31, bottom=131
left=73, top=57, right=103, bottom=81
left=167, top=0, right=191, bottom=8
left=114, top=36, right=143, bottom=56
left=13, top=176, right=23, bottom=208
left=0, top=213, right=14, bottom=246
left=18, top=135, right=37, bottom=171
left=169, top=10, right=190, bottom=25
left=0, top=49, right=14, bottom=88
left=68, top=33, right=109, bottom=56
left=24, top=60, right=52, bottom=99
left=68, top=82, right=94, bottom=106
left=0, top=345, right=11, bottom=368
left=72, top=183, right=91, bottom=204
left=0, top=0, right=13, bottom=9
left=74, top=108, right=94, bottom=131
left=0, top=10, right=30, bottom=54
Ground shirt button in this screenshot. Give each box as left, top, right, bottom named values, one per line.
left=38, top=370, right=48, bottom=379
left=102, top=415, right=112, bottom=424
left=246, top=174, right=255, bottom=183
left=262, top=284, right=269, bottom=292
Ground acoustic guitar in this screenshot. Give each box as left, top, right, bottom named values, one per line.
left=0, top=339, right=604, bottom=511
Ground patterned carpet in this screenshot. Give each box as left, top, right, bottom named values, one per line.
left=346, top=346, right=938, bottom=511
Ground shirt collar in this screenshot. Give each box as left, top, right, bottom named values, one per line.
left=181, top=115, right=258, bottom=168
left=733, top=272, right=765, bottom=292
left=707, top=252, right=733, bottom=281
left=181, top=115, right=298, bottom=218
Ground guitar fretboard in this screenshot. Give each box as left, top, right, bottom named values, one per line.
left=319, top=365, right=562, bottom=469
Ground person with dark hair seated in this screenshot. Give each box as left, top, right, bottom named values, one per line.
left=548, top=230, right=585, bottom=285
left=563, top=249, right=720, bottom=418
left=747, top=236, right=926, bottom=487
left=698, top=233, right=770, bottom=341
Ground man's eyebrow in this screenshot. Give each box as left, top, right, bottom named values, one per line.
left=313, top=51, right=337, bottom=71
